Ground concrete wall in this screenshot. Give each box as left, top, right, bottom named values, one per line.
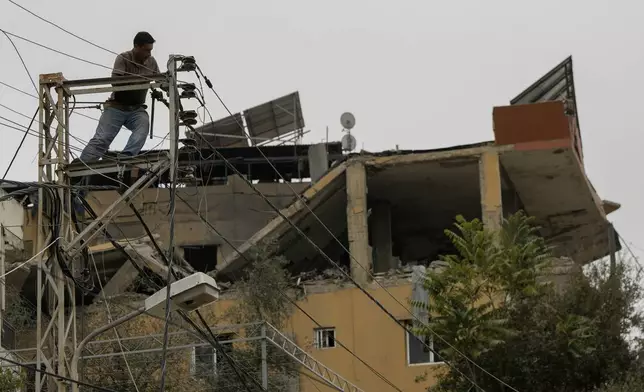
left=203, top=281, right=441, bottom=391
left=83, top=175, right=309, bottom=263
left=493, top=101, right=573, bottom=146
left=72, top=281, right=441, bottom=392
left=283, top=283, right=441, bottom=391
left=0, top=190, right=25, bottom=259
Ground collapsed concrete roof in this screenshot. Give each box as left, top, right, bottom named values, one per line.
left=218, top=57, right=619, bottom=279
left=218, top=140, right=617, bottom=279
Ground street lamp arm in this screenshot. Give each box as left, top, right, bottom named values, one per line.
left=70, top=306, right=146, bottom=385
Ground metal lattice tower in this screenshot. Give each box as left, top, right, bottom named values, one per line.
left=36, top=73, right=76, bottom=392
left=34, top=58, right=181, bottom=392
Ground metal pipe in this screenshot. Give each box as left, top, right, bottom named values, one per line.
left=261, top=324, right=268, bottom=389
left=70, top=306, right=146, bottom=392
left=69, top=82, right=164, bottom=96
left=150, top=91, right=155, bottom=140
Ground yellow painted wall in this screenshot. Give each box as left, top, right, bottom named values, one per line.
left=206, top=282, right=443, bottom=392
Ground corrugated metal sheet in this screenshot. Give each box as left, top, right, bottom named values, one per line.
left=243, top=91, right=305, bottom=145
left=511, top=56, right=576, bottom=105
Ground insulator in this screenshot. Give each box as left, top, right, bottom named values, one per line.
left=179, top=110, right=198, bottom=120
left=178, top=56, right=196, bottom=72
left=180, top=138, right=198, bottom=147
left=181, top=91, right=197, bottom=99
left=179, top=83, right=196, bottom=91
left=181, top=118, right=198, bottom=126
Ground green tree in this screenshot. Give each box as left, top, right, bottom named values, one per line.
left=82, top=240, right=298, bottom=392
left=0, top=367, right=23, bottom=391
left=414, top=212, right=643, bottom=392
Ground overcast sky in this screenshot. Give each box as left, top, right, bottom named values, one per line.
left=0, top=0, right=642, bottom=273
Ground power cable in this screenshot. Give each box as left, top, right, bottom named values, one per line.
left=170, top=118, right=486, bottom=390
left=88, top=251, right=141, bottom=392
left=198, top=72, right=514, bottom=391
left=118, top=201, right=260, bottom=391
left=0, top=350, right=117, bottom=392
left=158, top=75, right=180, bottom=391
left=1, top=30, right=37, bottom=92
left=2, top=108, right=37, bottom=180
left=0, top=29, right=164, bottom=84
left=8, top=0, right=163, bottom=76
left=0, top=104, right=170, bottom=176
left=0, top=80, right=37, bottom=99
left=0, top=80, right=100, bottom=123
left=75, top=198, right=259, bottom=390
left=616, top=233, right=644, bottom=274
left=2, top=19, right=489, bottom=387
left=176, top=193, right=405, bottom=392
left=1, top=29, right=38, bottom=179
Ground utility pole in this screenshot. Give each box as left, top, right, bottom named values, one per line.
left=35, top=73, right=76, bottom=392
left=34, top=70, right=173, bottom=392
left=33, top=55, right=201, bottom=392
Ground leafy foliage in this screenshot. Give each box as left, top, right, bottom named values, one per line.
left=413, top=212, right=643, bottom=392
left=0, top=367, right=23, bottom=391
left=81, top=240, right=297, bottom=392
left=213, top=239, right=297, bottom=391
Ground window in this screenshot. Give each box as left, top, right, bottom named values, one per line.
left=190, top=334, right=234, bottom=378
left=183, top=245, right=218, bottom=273
left=404, top=321, right=442, bottom=365
left=314, top=328, right=336, bottom=349
left=191, top=345, right=216, bottom=379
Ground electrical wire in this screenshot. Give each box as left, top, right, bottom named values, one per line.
left=0, top=237, right=61, bottom=279
left=176, top=193, right=405, bottom=392
left=8, top=0, right=164, bottom=77
left=169, top=121, right=486, bottom=390
left=0, top=81, right=100, bottom=122
left=0, top=104, right=170, bottom=182
left=0, top=355, right=117, bottom=392
left=0, top=29, right=164, bottom=84
left=0, top=30, right=38, bottom=179
left=3, top=66, right=418, bottom=390
left=89, top=250, right=141, bottom=392
left=1, top=30, right=37, bottom=93
left=198, top=72, right=514, bottom=391
left=116, top=201, right=259, bottom=391
left=1, top=19, right=494, bottom=387
left=74, top=197, right=259, bottom=390
left=2, top=107, right=37, bottom=180
left=0, top=80, right=37, bottom=98
left=616, top=233, right=644, bottom=274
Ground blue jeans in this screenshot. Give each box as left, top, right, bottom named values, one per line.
left=80, top=107, right=149, bottom=161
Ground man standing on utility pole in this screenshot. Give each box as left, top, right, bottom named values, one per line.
left=79, top=31, right=162, bottom=162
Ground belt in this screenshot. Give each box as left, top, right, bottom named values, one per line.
left=104, top=101, right=148, bottom=111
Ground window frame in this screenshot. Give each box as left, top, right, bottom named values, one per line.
left=190, top=345, right=217, bottom=377
left=314, top=327, right=336, bottom=350
left=403, top=320, right=443, bottom=366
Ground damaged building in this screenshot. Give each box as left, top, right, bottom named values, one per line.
left=1, top=56, right=621, bottom=391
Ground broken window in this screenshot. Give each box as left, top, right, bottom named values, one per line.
left=314, top=328, right=336, bottom=349
left=183, top=244, right=218, bottom=273
left=404, top=320, right=442, bottom=365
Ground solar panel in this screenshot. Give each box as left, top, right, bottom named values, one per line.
left=243, top=91, right=305, bottom=145
left=511, top=57, right=575, bottom=105
left=189, top=113, right=247, bottom=148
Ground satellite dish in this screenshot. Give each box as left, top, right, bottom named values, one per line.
left=341, top=133, right=357, bottom=152
left=340, top=112, right=356, bottom=130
